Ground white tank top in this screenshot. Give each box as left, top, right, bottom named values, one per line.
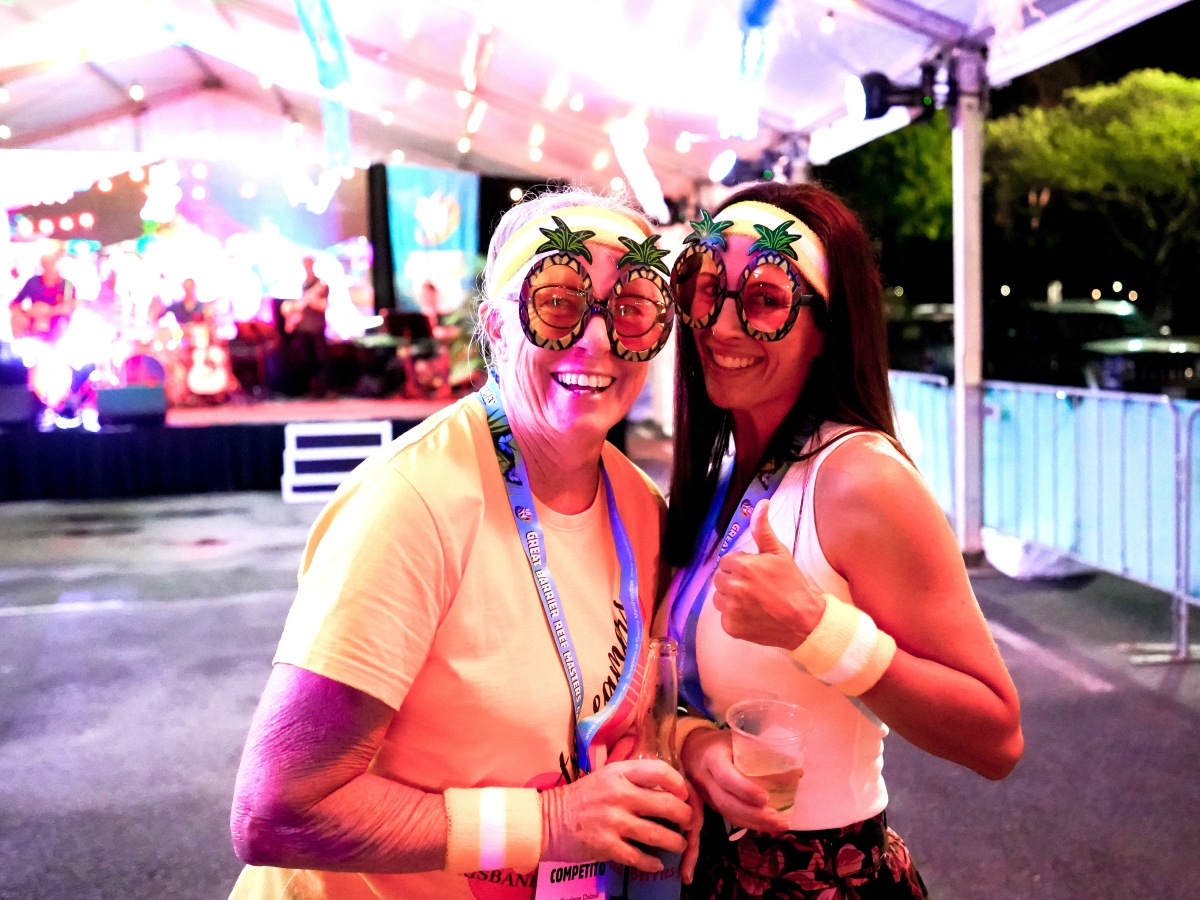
left=680, top=425, right=905, bottom=831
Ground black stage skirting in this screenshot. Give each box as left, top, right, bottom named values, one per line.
left=0, top=418, right=628, bottom=502
left=0, top=419, right=424, bottom=502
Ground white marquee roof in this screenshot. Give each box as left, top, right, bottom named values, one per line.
left=0, top=0, right=1188, bottom=209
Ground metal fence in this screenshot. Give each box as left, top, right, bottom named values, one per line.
left=889, top=370, right=1198, bottom=660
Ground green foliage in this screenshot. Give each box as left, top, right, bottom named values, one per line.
left=683, top=210, right=733, bottom=249
left=813, top=109, right=953, bottom=243
left=748, top=222, right=801, bottom=258
left=535, top=216, right=596, bottom=262
left=616, top=234, right=671, bottom=273
left=987, top=70, right=1200, bottom=307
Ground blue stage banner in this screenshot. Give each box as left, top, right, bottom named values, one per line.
left=385, top=163, right=480, bottom=314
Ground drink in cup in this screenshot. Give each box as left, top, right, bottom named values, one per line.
left=726, top=699, right=812, bottom=812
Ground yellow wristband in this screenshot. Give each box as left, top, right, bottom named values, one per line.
left=791, top=594, right=896, bottom=697
left=674, top=715, right=719, bottom=758
left=444, top=787, right=542, bottom=875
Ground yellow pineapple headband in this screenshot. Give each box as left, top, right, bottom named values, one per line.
left=490, top=205, right=654, bottom=295
left=713, top=201, right=829, bottom=299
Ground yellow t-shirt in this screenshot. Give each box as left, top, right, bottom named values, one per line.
left=230, top=396, right=664, bottom=900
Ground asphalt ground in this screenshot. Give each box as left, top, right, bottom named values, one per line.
left=1, top=488, right=1198, bottom=900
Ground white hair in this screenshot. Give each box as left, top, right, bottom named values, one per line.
left=473, top=187, right=651, bottom=368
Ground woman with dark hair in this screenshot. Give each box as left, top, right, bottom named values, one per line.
left=663, top=182, right=1022, bottom=899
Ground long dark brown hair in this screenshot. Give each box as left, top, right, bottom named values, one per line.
left=664, top=181, right=898, bottom=567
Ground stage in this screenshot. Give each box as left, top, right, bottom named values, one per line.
left=0, top=396, right=454, bottom=502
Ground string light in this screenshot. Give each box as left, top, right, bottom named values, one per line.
left=406, top=78, right=424, bottom=101
left=128, top=83, right=145, bottom=102
left=610, top=176, right=626, bottom=192
left=592, top=149, right=610, bottom=170
left=509, top=187, right=523, bottom=202
left=59, top=217, right=74, bottom=231
left=0, top=124, right=10, bottom=140
left=391, top=149, right=406, bottom=163
left=529, top=123, right=545, bottom=147
left=455, top=90, right=472, bottom=109
left=1128, top=291, right=1138, bottom=301
left=379, top=110, right=395, bottom=125
left=258, top=74, right=274, bottom=90
left=98, top=178, right=113, bottom=192
left=239, top=182, right=258, bottom=199
left=568, top=92, right=584, bottom=112
left=0, top=85, right=8, bottom=104
left=542, top=73, right=569, bottom=111
left=675, top=133, right=692, bottom=153
left=78, top=213, right=95, bottom=229
left=457, top=136, right=471, bottom=154
left=466, top=100, right=488, bottom=134
left=129, top=167, right=146, bottom=183
left=99, top=126, right=116, bottom=146
left=819, top=11, right=836, bottom=35
left=191, top=162, right=208, bottom=180
left=1112, top=280, right=1123, bottom=293
left=529, top=147, right=543, bottom=162
left=191, top=185, right=207, bottom=200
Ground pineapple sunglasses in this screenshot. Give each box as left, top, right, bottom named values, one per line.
left=492, top=207, right=676, bottom=363
left=671, top=201, right=830, bottom=342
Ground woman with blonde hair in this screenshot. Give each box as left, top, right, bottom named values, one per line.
left=228, top=188, right=694, bottom=899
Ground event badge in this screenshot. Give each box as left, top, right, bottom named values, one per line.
left=534, top=860, right=608, bottom=900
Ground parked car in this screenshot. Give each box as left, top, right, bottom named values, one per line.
left=986, top=300, right=1161, bottom=388
left=1081, top=337, right=1200, bottom=398
left=888, top=303, right=954, bottom=378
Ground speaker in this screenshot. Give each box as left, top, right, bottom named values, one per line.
left=96, top=385, right=167, bottom=426
left=0, top=385, right=38, bottom=426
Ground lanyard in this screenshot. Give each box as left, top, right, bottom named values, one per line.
left=477, top=373, right=644, bottom=774
left=667, top=459, right=791, bottom=717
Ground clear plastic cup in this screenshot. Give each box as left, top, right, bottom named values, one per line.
left=726, top=699, right=813, bottom=812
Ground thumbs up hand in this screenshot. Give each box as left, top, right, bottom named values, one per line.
left=711, top=500, right=827, bottom=650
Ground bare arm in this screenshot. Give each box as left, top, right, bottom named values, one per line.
left=231, top=664, right=694, bottom=874
left=815, top=438, right=1023, bottom=779
left=709, top=437, right=1022, bottom=780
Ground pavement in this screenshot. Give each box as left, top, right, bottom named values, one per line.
left=1, top=481, right=1198, bottom=900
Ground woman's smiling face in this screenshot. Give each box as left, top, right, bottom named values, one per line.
left=693, top=233, right=825, bottom=420
left=488, top=243, right=649, bottom=446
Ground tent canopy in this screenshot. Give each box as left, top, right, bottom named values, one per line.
left=0, top=0, right=1188, bottom=203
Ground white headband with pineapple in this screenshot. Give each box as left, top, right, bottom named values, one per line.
left=712, top=201, right=829, bottom=299
left=491, top=205, right=655, bottom=295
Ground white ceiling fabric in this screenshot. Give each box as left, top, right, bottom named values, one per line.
left=0, top=0, right=1188, bottom=195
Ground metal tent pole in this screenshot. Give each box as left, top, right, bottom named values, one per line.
left=952, top=49, right=986, bottom=562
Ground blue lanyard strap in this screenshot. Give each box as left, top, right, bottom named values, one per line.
left=477, top=373, right=644, bottom=773
left=667, top=460, right=791, bottom=717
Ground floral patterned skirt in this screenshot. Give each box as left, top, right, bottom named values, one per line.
left=684, top=806, right=929, bottom=900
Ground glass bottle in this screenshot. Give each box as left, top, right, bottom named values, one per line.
left=617, top=637, right=683, bottom=900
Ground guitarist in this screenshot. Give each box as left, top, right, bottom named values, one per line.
left=279, top=256, right=329, bottom=396
left=10, top=253, right=74, bottom=341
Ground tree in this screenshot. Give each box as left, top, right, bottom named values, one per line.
left=987, top=69, right=1200, bottom=323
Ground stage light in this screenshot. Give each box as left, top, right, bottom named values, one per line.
left=406, top=78, right=424, bottom=101
left=239, top=181, right=257, bottom=199
left=466, top=100, right=487, bottom=134
left=509, top=187, right=523, bottom=202
left=191, top=162, right=208, bottom=180
left=569, top=92, right=584, bottom=112
left=455, top=90, right=472, bottom=109
left=59, top=217, right=74, bottom=231
left=129, top=167, right=145, bottom=183
left=529, top=147, right=543, bottom=162
left=258, top=74, right=273, bottom=90
left=192, top=185, right=207, bottom=200
left=379, top=110, right=395, bottom=125
left=1113, top=280, right=1123, bottom=293
left=129, top=83, right=145, bottom=102
left=852, top=67, right=937, bottom=121
left=592, top=149, right=610, bottom=170
left=0, top=124, right=10, bottom=140
left=391, top=149, right=406, bottom=163
left=529, top=123, right=545, bottom=147
left=0, top=85, right=8, bottom=104
left=819, top=11, right=836, bottom=35
left=38, top=219, right=54, bottom=234
left=542, top=73, right=569, bottom=111
left=98, top=178, right=113, bottom=192
left=610, top=176, right=625, bottom=192
left=708, top=149, right=737, bottom=182
left=457, top=136, right=471, bottom=154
